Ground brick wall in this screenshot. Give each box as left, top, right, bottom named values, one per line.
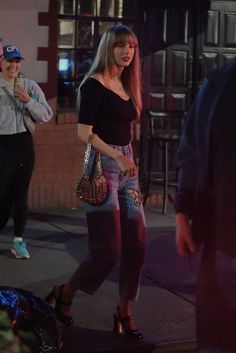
left=28, top=108, right=85, bottom=209
left=26, top=0, right=86, bottom=209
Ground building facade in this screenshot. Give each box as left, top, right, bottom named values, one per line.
left=0, top=0, right=236, bottom=208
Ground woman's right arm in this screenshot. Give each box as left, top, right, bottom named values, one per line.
left=176, top=213, right=198, bottom=257
left=78, top=123, right=136, bottom=175
left=175, top=80, right=211, bottom=257
left=175, top=103, right=198, bottom=257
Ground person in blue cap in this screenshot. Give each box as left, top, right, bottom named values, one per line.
left=0, top=44, right=53, bottom=258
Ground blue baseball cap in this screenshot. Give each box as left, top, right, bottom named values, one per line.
left=3, top=45, right=24, bottom=60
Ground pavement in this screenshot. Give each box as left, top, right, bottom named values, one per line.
left=0, top=204, right=201, bottom=353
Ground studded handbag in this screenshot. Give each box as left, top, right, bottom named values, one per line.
left=75, top=134, right=108, bottom=206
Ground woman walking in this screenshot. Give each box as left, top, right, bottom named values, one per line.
left=46, top=24, right=146, bottom=340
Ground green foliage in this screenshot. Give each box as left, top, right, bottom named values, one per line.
left=0, top=310, right=31, bottom=353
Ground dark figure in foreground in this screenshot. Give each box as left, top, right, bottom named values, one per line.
left=46, top=25, right=146, bottom=340
left=175, top=60, right=236, bottom=353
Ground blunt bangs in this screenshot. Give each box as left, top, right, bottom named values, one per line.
left=114, top=33, right=138, bottom=48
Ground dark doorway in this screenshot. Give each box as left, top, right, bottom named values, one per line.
left=138, top=0, right=236, bottom=202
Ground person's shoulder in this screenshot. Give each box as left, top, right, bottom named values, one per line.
left=22, top=77, right=32, bottom=85
left=80, top=75, right=105, bottom=93
left=207, top=60, right=236, bottom=83
left=90, top=73, right=105, bottom=86
left=23, top=78, right=39, bottom=90
left=220, top=60, right=236, bottom=75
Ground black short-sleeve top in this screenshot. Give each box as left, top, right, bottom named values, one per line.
left=78, top=77, right=136, bottom=146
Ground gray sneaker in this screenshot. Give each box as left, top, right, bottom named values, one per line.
left=11, top=240, right=30, bottom=259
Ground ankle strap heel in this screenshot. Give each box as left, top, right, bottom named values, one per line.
left=113, top=306, right=144, bottom=340
left=45, top=285, right=73, bottom=327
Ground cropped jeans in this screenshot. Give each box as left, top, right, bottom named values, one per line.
left=69, top=143, right=147, bottom=300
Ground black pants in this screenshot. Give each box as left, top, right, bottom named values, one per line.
left=0, top=132, right=35, bottom=236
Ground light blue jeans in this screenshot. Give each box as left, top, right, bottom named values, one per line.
left=69, top=143, right=147, bottom=300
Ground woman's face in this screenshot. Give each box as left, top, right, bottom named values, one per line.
left=113, top=41, right=135, bottom=68
left=1, top=58, right=22, bottom=81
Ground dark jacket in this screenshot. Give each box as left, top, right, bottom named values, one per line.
left=175, top=60, right=236, bottom=244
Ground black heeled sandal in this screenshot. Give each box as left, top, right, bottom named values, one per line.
left=44, top=284, right=73, bottom=327
left=113, top=306, right=144, bottom=340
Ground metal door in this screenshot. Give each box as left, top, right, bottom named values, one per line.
left=196, top=1, right=236, bottom=93
left=138, top=0, right=236, bottom=200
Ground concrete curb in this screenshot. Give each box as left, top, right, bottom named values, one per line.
left=83, top=340, right=197, bottom=353
left=152, top=340, right=197, bottom=353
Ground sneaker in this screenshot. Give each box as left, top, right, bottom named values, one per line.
left=11, top=240, right=30, bottom=259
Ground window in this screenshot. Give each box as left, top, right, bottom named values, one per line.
left=57, top=0, right=138, bottom=111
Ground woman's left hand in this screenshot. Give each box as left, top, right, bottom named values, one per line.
left=14, top=86, right=31, bottom=103
left=176, top=213, right=198, bottom=257
left=115, top=154, right=137, bottom=176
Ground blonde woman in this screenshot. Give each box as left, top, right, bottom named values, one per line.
left=46, top=25, right=146, bottom=340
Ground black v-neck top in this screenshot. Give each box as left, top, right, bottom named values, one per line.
left=78, top=77, right=136, bottom=146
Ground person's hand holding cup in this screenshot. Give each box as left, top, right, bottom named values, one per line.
left=14, top=78, right=30, bottom=103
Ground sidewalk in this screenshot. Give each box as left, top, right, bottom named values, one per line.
left=0, top=205, right=200, bottom=353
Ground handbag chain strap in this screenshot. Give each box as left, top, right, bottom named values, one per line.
left=83, top=133, right=93, bottom=173
left=83, top=133, right=103, bottom=176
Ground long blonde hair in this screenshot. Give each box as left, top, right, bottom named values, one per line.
left=78, top=25, right=142, bottom=118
